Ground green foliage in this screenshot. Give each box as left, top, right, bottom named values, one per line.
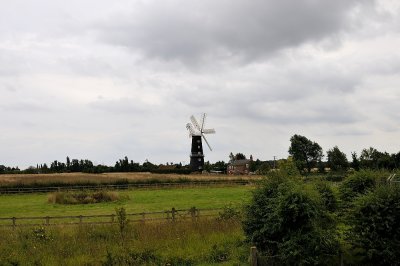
left=115, top=207, right=129, bottom=240
left=327, top=146, right=349, bottom=171
left=243, top=174, right=339, bottom=264
left=348, top=185, right=400, bottom=265
left=218, top=204, right=241, bottom=221
left=339, top=170, right=376, bottom=203
left=288, top=134, right=323, bottom=173
left=277, top=157, right=300, bottom=177
left=315, top=182, right=338, bottom=212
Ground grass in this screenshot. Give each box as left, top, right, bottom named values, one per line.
left=48, top=190, right=122, bottom=204
left=0, top=218, right=248, bottom=265
left=0, top=172, right=261, bottom=187
left=0, top=186, right=253, bottom=218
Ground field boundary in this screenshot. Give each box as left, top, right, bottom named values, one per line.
left=0, top=180, right=255, bottom=194
left=0, top=207, right=223, bottom=227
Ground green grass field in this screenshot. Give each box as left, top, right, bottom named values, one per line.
left=0, top=186, right=253, bottom=218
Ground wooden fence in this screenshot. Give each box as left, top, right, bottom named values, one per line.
left=0, top=207, right=223, bottom=227
left=0, top=180, right=252, bottom=194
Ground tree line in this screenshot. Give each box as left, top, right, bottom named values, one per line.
left=288, top=134, right=400, bottom=173
left=0, top=156, right=230, bottom=175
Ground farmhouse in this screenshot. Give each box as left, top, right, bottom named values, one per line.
left=227, top=159, right=251, bottom=175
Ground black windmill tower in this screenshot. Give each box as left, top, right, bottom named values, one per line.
left=186, top=113, right=216, bottom=172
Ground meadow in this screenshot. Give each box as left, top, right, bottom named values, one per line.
left=0, top=186, right=253, bottom=218
left=0, top=172, right=259, bottom=187
left=0, top=218, right=248, bottom=265
left=0, top=174, right=253, bottom=265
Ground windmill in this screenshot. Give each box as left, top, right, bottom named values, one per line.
left=186, top=113, right=216, bottom=172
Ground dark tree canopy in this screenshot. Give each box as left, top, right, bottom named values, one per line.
left=288, top=134, right=323, bottom=173
left=327, top=146, right=348, bottom=171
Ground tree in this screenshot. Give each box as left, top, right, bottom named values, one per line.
left=327, top=146, right=348, bottom=171
left=288, top=134, right=323, bottom=173
left=66, top=156, right=71, bottom=170
left=351, top=152, right=360, bottom=171
left=234, top=153, right=246, bottom=160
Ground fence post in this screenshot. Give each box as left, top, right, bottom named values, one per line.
left=172, top=208, right=176, bottom=221
left=141, top=212, right=146, bottom=223
left=45, top=216, right=50, bottom=225
left=79, top=215, right=83, bottom=224
left=12, top=217, right=16, bottom=229
left=250, top=246, right=258, bottom=266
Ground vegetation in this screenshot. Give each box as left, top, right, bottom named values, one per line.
left=347, top=184, right=400, bottom=265
left=0, top=186, right=252, bottom=218
left=0, top=218, right=247, bottom=265
left=327, top=146, right=349, bottom=171
left=0, top=172, right=259, bottom=189
left=48, top=190, right=122, bottom=204
left=243, top=173, right=339, bottom=265
left=289, top=134, right=323, bottom=173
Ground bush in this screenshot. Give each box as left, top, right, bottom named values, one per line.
left=48, top=190, right=122, bottom=204
left=339, top=170, right=376, bottom=203
left=218, top=204, right=241, bottom=221
left=243, top=174, right=339, bottom=265
left=347, top=184, right=400, bottom=265
left=315, top=182, right=338, bottom=212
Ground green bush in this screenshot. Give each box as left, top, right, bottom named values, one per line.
left=339, top=170, right=376, bottom=203
left=347, top=184, right=400, bottom=265
left=315, top=182, right=338, bottom=212
left=218, top=204, right=241, bottom=221
left=243, top=174, right=339, bottom=265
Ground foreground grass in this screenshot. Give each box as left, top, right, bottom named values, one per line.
left=0, top=186, right=252, bottom=217
left=0, top=218, right=247, bottom=265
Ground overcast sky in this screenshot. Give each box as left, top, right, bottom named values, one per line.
left=1, top=0, right=400, bottom=168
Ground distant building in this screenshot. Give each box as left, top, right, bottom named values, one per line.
left=227, top=159, right=251, bottom=175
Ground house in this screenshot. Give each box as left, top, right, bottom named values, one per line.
left=227, top=159, right=251, bottom=175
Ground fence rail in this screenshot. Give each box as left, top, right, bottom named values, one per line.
left=0, top=180, right=254, bottom=194
left=0, top=207, right=223, bottom=227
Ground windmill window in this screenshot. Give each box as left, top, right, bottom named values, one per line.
left=197, top=140, right=200, bottom=143
left=198, top=145, right=200, bottom=149
left=198, top=158, right=201, bottom=162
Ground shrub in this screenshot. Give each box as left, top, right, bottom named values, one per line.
left=218, top=204, right=241, bottom=221
left=48, top=190, right=121, bottom=204
left=115, top=207, right=129, bottom=240
left=243, top=175, right=339, bottom=265
left=339, top=170, right=376, bottom=203
left=347, top=184, right=400, bottom=265
left=315, top=182, right=338, bottom=212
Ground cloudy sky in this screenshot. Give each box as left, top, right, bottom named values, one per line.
left=1, top=0, right=400, bottom=168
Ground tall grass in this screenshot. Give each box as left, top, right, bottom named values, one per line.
left=48, top=190, right=122, bottom=204
left=0, top=172, right=259, bottom=191
left=0, top=218, right=247, bottom=265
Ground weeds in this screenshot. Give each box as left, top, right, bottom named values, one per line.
left=48, top=190, right=123, bottom=204
left=0, top=218, right=246, bottom=265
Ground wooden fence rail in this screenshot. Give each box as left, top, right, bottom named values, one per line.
left=0, top=180, right=253, bottom=194
left=0, top=207, right=223, bottom=227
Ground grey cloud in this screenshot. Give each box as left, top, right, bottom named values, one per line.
left=95, top=0, right=375, bottom=65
